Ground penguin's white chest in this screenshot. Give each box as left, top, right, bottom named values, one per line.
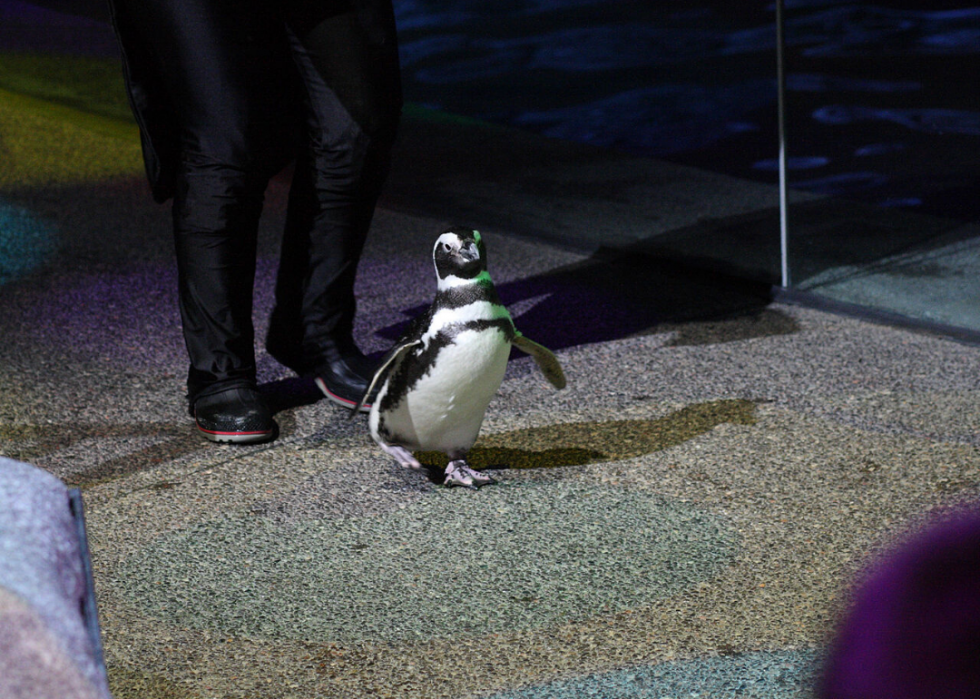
left=377, top=327, right=510, bottom=454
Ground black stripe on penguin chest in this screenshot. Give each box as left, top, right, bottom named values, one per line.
left=439, top=278, right=504, bottom=309
left=379, top=316, right=515, bottom=414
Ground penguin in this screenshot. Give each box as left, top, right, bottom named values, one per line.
left=354, top=228, right=566, bottom=488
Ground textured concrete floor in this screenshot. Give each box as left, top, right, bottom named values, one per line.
left=3, top=8, right=980, bottom=696
left=3, top=150, right=980, bottom=698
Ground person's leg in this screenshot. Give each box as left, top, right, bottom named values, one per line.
left=114, top=0, right=293, bottom=439
left=268, top=0, right=402, bottom=408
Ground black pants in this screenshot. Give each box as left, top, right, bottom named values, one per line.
left=114, top=0, right=402, bottom=401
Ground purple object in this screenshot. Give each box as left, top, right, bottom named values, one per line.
left=820, top=506, right=980, bottom=699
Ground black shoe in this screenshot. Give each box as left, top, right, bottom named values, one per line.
left=193, top=387, right=277, bottom=444
left=314, top=351, right=379, bottom=412
left=266, top=323, right=378, bottom=411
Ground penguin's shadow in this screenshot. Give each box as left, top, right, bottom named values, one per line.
left=413, top=398, right=758, bottom=475
left=373, top=245, right=792, bottom=352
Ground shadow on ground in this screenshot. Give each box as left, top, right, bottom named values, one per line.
left=376, top=246, right=791, bottom=353
left=416, top=398, right=758, bottom=471
left=108, top=670, right=197, bottom=699
left=260, top=376, right=324, bottom=415
left=0, top=413, right=298, bottom=489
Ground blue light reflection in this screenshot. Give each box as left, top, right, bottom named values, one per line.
left=0, top=199, right=58, bottom=286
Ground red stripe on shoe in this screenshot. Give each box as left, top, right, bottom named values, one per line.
left=315, top=377, right=371, bottom=410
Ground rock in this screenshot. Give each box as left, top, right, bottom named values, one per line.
left=0, top=457, right=111, bottom=699
left=0, top=586, right=103, bottom=699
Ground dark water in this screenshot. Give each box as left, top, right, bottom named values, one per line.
left=395, top=0, right=980, bottom=221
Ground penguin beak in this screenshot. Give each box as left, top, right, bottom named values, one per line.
left=459, top=241, right=480, bottom=262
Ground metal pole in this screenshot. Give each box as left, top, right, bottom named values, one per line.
left=776, top=0, right=790, bottom=288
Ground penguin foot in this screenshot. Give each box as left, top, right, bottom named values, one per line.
left=379, top=443, right=422, bottom=470
left=443, top=460, right=495, bottom=489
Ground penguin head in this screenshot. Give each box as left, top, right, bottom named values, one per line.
left=433, top=229, right=487, bottom=285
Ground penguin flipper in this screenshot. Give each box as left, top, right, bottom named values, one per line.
left=512, top=333, right=566, bottom=389
left=350, top=339, right=423, bottom=416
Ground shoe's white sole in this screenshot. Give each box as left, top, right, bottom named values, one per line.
left=196, top=424, right=276, bottom=444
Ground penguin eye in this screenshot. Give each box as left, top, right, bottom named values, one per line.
left=441, top=242, right=452, bottom=252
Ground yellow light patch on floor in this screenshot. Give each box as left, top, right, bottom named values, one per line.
left=0, top=53, right=134, bottom=123
left=0, top=88, right=142, bottom=191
